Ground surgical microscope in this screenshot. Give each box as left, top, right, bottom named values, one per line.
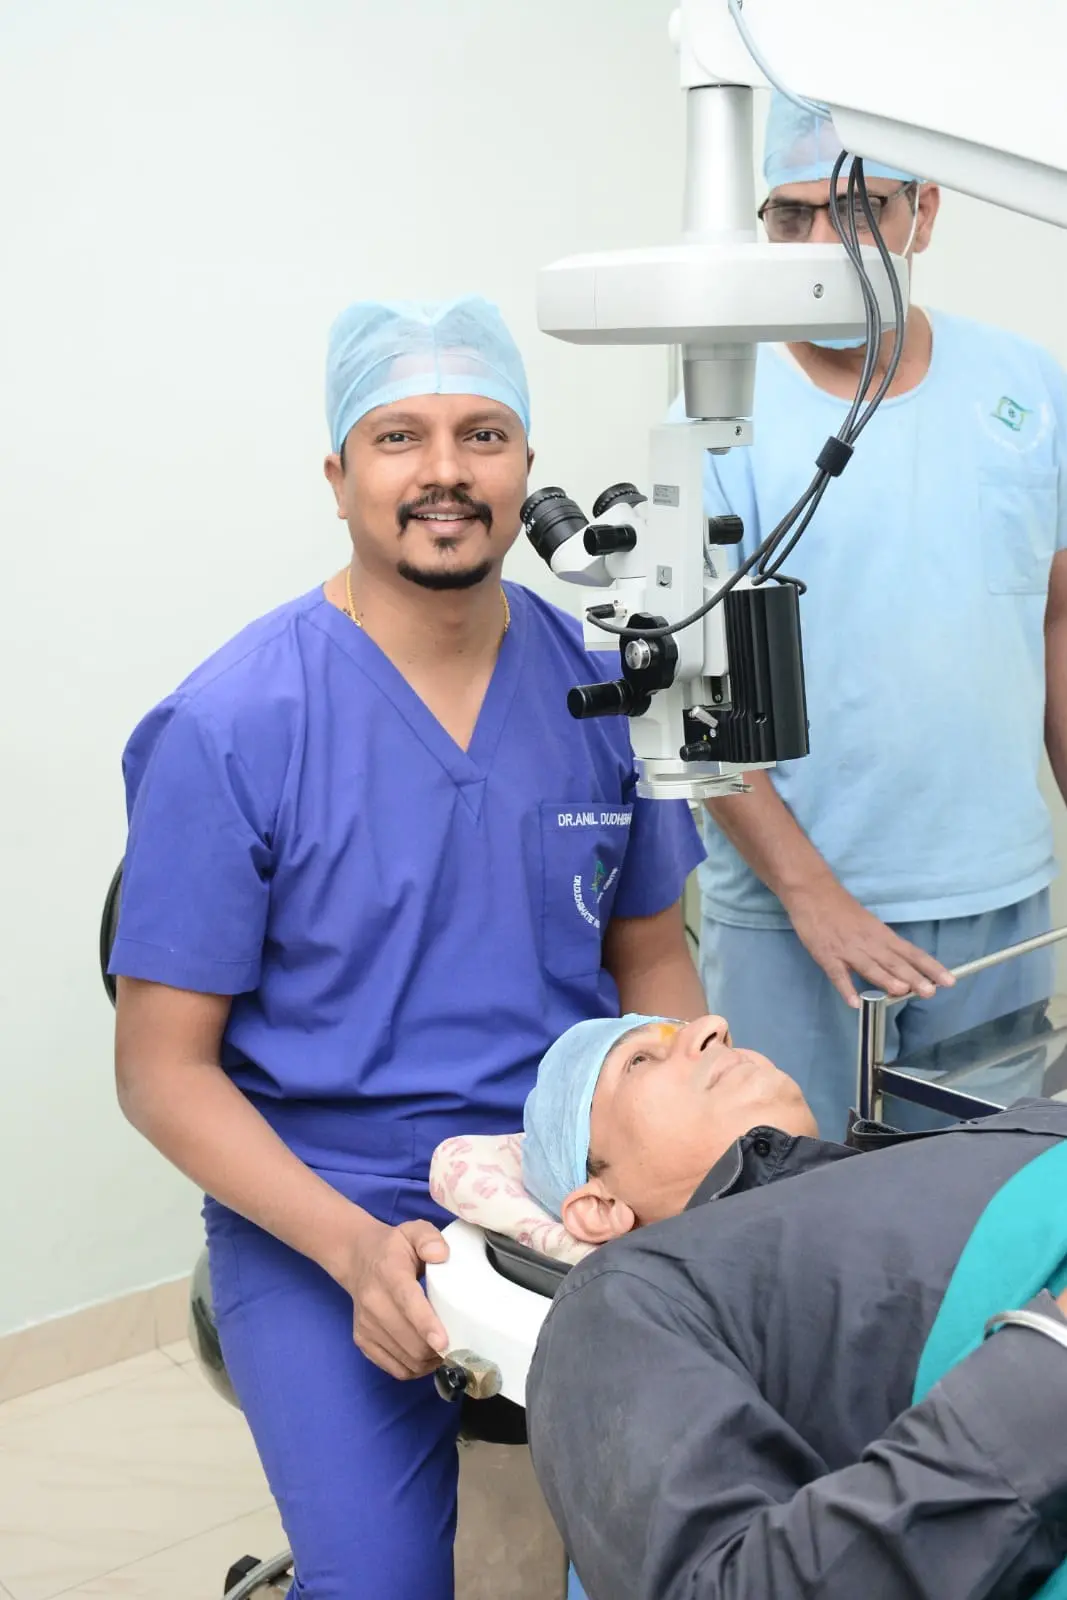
left=519, top=0, right=1067, bottom=803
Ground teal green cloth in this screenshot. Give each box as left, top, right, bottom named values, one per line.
left=913, top=1139, right=1067, bottom=1596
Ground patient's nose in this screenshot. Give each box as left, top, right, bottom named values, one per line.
left=683, top=1015, right=730, bottom=1054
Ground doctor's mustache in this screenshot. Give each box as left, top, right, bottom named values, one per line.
left=397, top=486, right=493, bottom=533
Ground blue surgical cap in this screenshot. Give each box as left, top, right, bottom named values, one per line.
left=325, top=295, right=531, bottom=453
left=522, top=1014, right=669, bottom=1220
left=764, top=92, right=917, bottom=192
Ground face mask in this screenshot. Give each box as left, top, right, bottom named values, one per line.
left=812, top=333, right=867, bottom=350
left=810, top=189, right=922, bottom=352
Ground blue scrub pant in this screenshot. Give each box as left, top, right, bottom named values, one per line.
left=700, top=889, right=1054, bottom=1141
left=204, top=1111, right=467, bottom=1600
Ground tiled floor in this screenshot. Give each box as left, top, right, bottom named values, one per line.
left=0, top=1343, right=287, bottom=1600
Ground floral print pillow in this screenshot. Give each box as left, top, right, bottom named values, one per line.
left=429, top=1132, right=592, bottom=1266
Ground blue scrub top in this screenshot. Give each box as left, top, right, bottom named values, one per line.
left=671, top=310, right=1067, bottom=930
left=110, top=583, right=703, bottom=1164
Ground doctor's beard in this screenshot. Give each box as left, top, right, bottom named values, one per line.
left=395, top=486, right=495, bottom=590
left=396, top=556, right=494, bottom=591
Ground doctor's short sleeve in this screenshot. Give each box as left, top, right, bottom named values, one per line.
left=611, top=794, right=705, bottom=921
left=109, top=697, right=274, bottom=995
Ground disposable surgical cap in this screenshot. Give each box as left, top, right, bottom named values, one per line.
left=764, top=91, right=918, bottom=192
left=325, top=295, right=531, bottom=453
left=522, top=1014, right=668, bottom=1220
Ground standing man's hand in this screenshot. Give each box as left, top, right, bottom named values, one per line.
left=783, top=876, right=955, bottom=1009
left=339, top=1217, right=451, bottom=1380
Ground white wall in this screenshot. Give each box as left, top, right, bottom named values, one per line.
left=0, top=0, right=683, bottom=1336
left=4, top=13, right=1067, bottom=1336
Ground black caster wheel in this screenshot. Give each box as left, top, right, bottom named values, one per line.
left=223, top=1550, right=294, bottom=1598
left=224, top=1556, right=262, bottom=1594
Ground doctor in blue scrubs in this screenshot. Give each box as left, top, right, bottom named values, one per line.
left=675, top=96, right=1067, bottom=1140
left=110, top=295, right=705, bottom=1599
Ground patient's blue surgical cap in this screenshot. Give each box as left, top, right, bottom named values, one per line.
left=325, top=295, right=531, bottom=453
left=764, top=92, right=917, bottom=192
left=522, top=1014, right=669, bottom=1220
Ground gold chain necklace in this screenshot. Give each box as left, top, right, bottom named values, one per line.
left=344, top=566, right=510, bottom=640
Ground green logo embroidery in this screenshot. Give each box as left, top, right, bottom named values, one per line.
left=992, top=396, right=1031, bottom=433
left=573, top=856, right=619, bottom=928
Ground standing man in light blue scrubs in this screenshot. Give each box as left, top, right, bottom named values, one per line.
left=110, top=296, right=706, bottom=1599
left=677, top=95, right=1067, bottom=1139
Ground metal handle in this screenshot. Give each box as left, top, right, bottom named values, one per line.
left=900, top=926, right=1067, bottom=1006
left=855, top=924, right=1067, bottom=1125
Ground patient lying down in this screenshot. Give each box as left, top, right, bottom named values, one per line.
left=521, top=1011, right=816, bottom=1241
left=523, top=1016, right=1067, bottom=1599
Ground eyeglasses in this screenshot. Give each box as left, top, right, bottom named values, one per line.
left=758, top=182, right=917, bottom=243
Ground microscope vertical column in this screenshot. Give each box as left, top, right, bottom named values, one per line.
left=681, top=84, right=758, bottom=423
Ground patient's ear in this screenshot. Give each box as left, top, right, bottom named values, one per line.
left=560, top=1180, right=636, bottom=1245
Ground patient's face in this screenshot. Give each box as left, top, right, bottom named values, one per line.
left=561, top=1016, right=817, bottom=1243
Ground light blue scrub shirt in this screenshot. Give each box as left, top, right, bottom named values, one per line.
left=673, top=310, right=1067, bottom=930
left=110, top=583, right=703, bottom=1159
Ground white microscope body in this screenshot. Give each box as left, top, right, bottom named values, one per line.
left=526, top=0, right=1067, bottom=802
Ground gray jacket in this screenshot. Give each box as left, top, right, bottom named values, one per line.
left=525, top=1102, right=1067, bottom=1599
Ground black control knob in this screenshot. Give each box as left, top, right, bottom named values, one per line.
left=706, top=514, right=745, bottom=546
left=434, top=1364, right=469, bottom=1403
left=592, top=482, right=648, bottom=519
left=583, top=523, right=638, bottom=556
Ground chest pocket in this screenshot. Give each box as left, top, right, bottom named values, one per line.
left=539, top=801, right=634, bottom=980
left=979, top=465, right=1059, bottom=594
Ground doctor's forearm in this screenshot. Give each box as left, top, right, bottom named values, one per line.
left=604, top=902, right=706, bottom=1019
left=127, top=1064, right=373, bottom=1278
left=615, top=950, right=706, bottom=1020
left=117, top=1019, right=375, bottom=1281
left=1044, top=620, right=1067, bottom=803
left=1044, top=553, right=1067, bottom=802
left=706, top=771, right=834, bottom=907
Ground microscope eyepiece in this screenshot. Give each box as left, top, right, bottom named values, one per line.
left=592, top=482, right=646, bottom=519
left=520, top=487, right=589, bottom=566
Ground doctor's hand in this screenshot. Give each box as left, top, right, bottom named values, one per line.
left=783, top=877, right=955, bottom=1010
left=342, top=1217, right=451, bottom=1381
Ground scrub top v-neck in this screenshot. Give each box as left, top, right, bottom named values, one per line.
left=311, top=588, right=522, bottom=818
left=110, top=582, right=704, bottom=1172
